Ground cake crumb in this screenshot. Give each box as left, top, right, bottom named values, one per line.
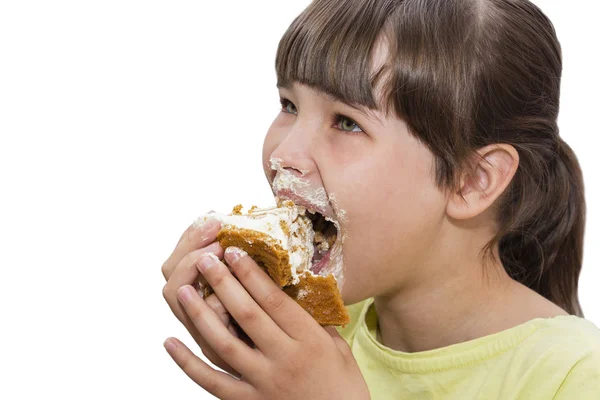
left=249, top=205, right=259, bottom=213
left=279, top=220, right=290, bottom=236
left=232, top=204, right=243, bottom=215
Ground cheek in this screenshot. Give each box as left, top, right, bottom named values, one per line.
left=336, top=147, right=445, bottom=299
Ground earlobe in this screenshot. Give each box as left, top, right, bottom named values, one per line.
left=447, top=144, right=519, bottom=220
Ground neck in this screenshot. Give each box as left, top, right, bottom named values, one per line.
left=374, top=264, right=512, bottom=352
left=373, top=225, right=564, bottom=353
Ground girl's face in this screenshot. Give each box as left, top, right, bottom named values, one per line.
left=262, top=83, right=448, bottom=304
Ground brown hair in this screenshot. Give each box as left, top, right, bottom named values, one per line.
left=276, top=0, right=585, bottom=316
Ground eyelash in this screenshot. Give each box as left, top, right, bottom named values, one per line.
left=279, top=98, right=364, bottom=134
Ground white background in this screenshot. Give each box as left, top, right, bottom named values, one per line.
left=0, top=1, right=598, bottom=399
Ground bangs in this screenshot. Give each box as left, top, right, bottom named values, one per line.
left=275, top=0, right=395, bottom=110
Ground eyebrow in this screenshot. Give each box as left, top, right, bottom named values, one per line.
left=276, top=83, right=383, bottom=125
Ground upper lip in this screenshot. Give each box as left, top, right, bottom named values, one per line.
left=275, top=189, right=337, bottom=222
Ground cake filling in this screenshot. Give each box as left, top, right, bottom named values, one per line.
left=306, top=211, right=337, bottom=275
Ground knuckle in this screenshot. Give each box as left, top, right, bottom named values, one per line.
left=162, top=284, right=171, bottom=300
left=161, top=260, right=171, bottom=280
left=207, top=299, right=230, bottom=325
left=236, top=306, right=259, bottom=326
left=205, top=294, right=223, bottom=311
left=204, top=266, right=228, bottom=288
left=185, top=304, right=203, bottom=322
left=178, top=352, right=193, bottom=373
left=216, top=339, right=237, bottom=358
left=264, top=290, right=285, bottom=314
left=201, top=375, right=220, bottom=395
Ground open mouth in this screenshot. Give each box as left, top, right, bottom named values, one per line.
left=306, top=210, right=338, bottom=275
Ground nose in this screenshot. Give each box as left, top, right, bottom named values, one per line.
left=268, top=120, right=318, bottom=180
left=283, top=165, right=305, bottom=177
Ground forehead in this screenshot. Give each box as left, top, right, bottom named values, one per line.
left=277, top=32, right=391, bottom=101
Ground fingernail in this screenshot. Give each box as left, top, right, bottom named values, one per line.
left=178, top=285, right=194, bottom=303
left=164, top=338, right=178, bottom=352
left=197, top=253, right=219, bottom=273
left=203, top=241, right=221, bottom=253
left=225, top=246, right=247, bottom=263
left=193, top=216, right=217, bottom=230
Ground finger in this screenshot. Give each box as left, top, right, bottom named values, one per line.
left=205, top=294, right=231, bottom=326
left=195, top=253, right=290, bottom=353
left=177, top=284, right=266, bottom=377
left=161, top=217, right=221, bottom=281
left=162, top=242, right=224, bottom=326
left=200, top=343, right=241, bottom=378
left=205, top=295, right=254, bottom=356
left=164, top=338, right=256, bottom=399
left=205, top=295, right=254, bottom=349
left=224, top=247, right=318, bottom=339
left=163, top=243, right=238, bottom=376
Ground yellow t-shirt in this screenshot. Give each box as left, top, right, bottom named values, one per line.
left=337, top=298, right=600, bottom=399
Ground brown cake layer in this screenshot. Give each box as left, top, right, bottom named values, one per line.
left=284, top=273, right=350, bottom=326
left=217, top=227, right=292, bottom=288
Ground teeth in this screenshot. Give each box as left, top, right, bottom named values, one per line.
left=295, top=206, right=307, bottom=216
left=327, top=234, right=337, bottom=248
left=314, top=231, right=325, bottom=243
left=317, top=239, right=330, bottom=252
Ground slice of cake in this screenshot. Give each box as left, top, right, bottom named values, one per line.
left=194, top=199, right=349, bottom=326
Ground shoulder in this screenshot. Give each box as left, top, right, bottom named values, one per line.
left=533, top=315, right=600, bottom=354
left=525, top=316, right=600, bottom=399
left=553, top=342, right=600, bottom=399
left=523, top=315, right=600, bottom=365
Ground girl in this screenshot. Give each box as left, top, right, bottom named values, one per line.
left=161, top=0, right=600, bottom=398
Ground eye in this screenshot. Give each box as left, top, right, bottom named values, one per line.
left=333, top=114, right=363, bottom=133
left=279, top=98, right=298, bottom=115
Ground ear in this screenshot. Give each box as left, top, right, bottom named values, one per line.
left=447, top=144, right=519, bottom=220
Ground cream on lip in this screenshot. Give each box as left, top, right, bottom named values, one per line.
left=270, top=157, right=334, bottom=218
left=269, top=157, right=347, bottom=290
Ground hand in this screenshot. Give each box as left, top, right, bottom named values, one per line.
left=163, top=247, right=371, bottom=400
left=161, top=218, right=243, bottom=377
